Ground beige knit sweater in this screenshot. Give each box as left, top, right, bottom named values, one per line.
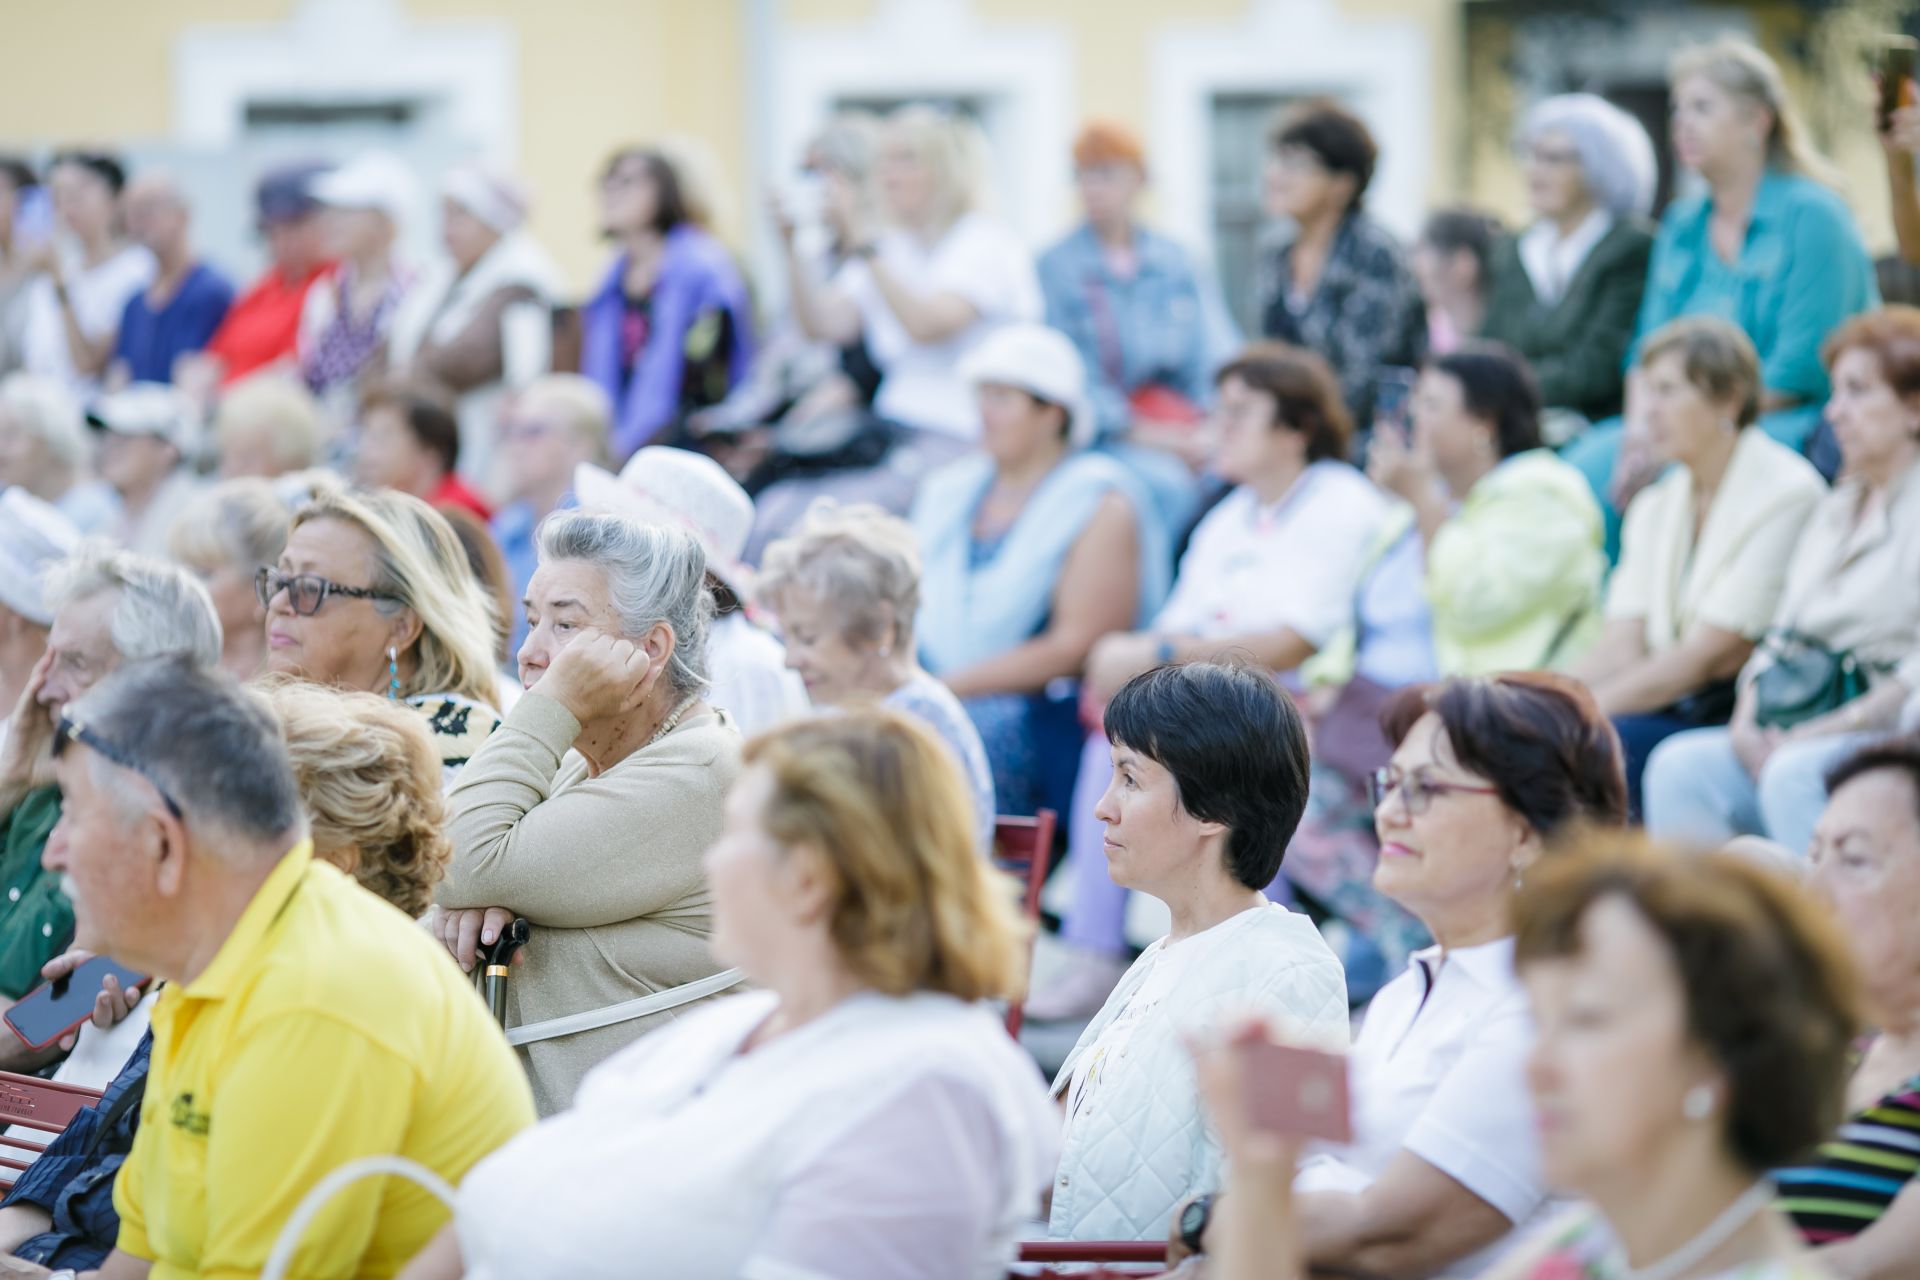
left=441, top=692, right=742, bottom=1115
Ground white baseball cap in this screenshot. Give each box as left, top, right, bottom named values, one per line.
left=310, top=150, right=418, bottom=227
left=0, top=487, right=81, bottom=626
left=961, top=322, right=1094, bottom=446
left=573, top=448, right=757, bottom=601
left=86, top=382, right=194, bottom=453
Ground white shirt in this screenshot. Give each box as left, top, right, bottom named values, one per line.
left=1517, top=210, right=1613, bottom=307
left=21, top=242, right=155, bottom=393
left=111, top=469, right=204, bottom=561
left=1048, top=904, right=1349, bottom=1241
left=454, top=988, right=1060, bottom=1280
left=836, top=213, right=1042, bottom=439
left=1154, top=463, right=1392, bottom=649
left=707, top=612, right=810, bottom=737
left=1296, top=937, right=1549, bottom=1275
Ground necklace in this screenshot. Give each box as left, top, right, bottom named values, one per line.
left=1619, top=1180, right=1777, bottom=1280
left=646, top=693, right=699, bottom=747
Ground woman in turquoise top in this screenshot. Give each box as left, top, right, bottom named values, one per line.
left=913, top=323, right=1168, bottom=816
left=1564, top=37, right=1876, bottom=552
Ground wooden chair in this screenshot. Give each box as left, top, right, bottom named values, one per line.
left=993, top=810, right=1057, bottom=1040
left=0, top=1070, right=106, bottom=1185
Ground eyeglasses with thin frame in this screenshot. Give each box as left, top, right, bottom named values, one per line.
left=254, top=567, right=399, bottom=617
left=53, top=713, right=184, bottom=820
left=1368, top=765, right=1501, bottom=817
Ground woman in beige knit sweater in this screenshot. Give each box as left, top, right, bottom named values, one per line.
left=435, top=511, right=742, bottom=1114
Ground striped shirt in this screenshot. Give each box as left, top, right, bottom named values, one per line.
left=1778, top=1072, right=1920, bottom=1243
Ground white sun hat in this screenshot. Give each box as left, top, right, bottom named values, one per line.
left=960, top=322, right=1095, bottom=446
left=310, top=150, right=419, bottom=227
left=0, top=487, right=82, bottom=626
left=573, top=447, right=757, bottom=601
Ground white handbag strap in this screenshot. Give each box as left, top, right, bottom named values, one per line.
left=504, top=968, right=745, bottom=1047
left=263, top=1155, right=456, bottom=1280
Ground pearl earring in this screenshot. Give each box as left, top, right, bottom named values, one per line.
left=1682, top=1084, right=1715, bottom=1121
left=386, top=646, right=401, bottom=700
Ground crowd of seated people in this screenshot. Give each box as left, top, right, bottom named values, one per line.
left=0, top=24, right=1914, bottom=1278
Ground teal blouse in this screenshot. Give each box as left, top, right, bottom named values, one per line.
left=1630, top=171, right=1876, bottom=443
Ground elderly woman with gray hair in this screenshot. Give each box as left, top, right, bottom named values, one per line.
left=1479, top=93, right=1658, bottom=428
left=436, top=510, right=743, bottom=1115
left=759, top=500, right=995, bottom=847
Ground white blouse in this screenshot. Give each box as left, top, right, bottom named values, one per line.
left=453, top=988, right=1060, bottom=1279
left=1295, top=937, right=1549, bottom=1275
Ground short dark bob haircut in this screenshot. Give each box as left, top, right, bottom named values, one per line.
left=1423, top=341, right=1544, bottom=460
left=1269, top=99, right=1379, bottom=213
left=1382, top=672, right=1627, bottom=839
left=362, top=378, right=462, bottom=478
left=1514, top=835, right=1862, bottom=1173
left=1104, top=660, right=1309, bottom=890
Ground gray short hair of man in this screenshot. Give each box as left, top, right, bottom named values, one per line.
left=536, top=511, right=713, bottom=698
left=44, top=544, right=223, bottom=668
left=1516, top=93, right=1658, bottom=221
left=65, top=656, right=304, bottom=847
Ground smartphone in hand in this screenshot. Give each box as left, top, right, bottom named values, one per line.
left=1374, top=367, right=1419, bottom=439
left=1878, top=35, right=1919, bottom=130
left=1240, top=1036, right=1353, bottom=1143
left=3, top=955, right=147, bottom=1052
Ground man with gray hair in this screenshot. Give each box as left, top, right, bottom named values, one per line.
left=0, top=543, right=220, bottom=996
left=42, top=657, right=532, bottom=1277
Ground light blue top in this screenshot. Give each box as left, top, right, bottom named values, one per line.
left=1631, top=170, right=1876, bottom=440
left=1353, top=522, right=1438, bottom=688
left=912, top=451, right=1170, bottom=676
left=884, top=671, right=996, bottom=849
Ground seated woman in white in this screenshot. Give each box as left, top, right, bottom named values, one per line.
left=1048, top=661, right=1350, bottom=1242
left=401, top=711, right=1059, bottom=1280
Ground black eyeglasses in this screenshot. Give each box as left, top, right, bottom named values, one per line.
left=1368, top=766, right=1501, bottom=817
left=254, top=567, right=399, bottom=617
left=54, top=714, right=184, bottom=819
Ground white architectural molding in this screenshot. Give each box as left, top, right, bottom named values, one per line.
left=770, top=0, right=1074, bottom=249
left=1149, top=0, right=1432, bottom=256
left=172, top=0, right=517, bottom=160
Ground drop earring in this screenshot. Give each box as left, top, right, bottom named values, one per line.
left=387, top=646, right=401, bottom=700
left=1682, top=1084, right=1715, bottom=1121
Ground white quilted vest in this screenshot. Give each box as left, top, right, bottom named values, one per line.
left=1045, top=904, right=1350, bottom=1241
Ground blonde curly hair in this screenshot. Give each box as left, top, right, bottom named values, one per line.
left=260, top=676, right=452, bottom=917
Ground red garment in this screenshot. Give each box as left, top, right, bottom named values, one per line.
left=429, top=474, right=493, bottom=523
left=205, top=263, right=335, bottom=383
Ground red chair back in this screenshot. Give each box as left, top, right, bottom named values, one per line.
left=993, top=809, right=1057, bottom=1040
left=1015, top=1239, right=1167, bottom=1276
left=0, top=1070, right=106, bottom=1184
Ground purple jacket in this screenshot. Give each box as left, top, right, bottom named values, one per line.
left=581, top=225, right=756, bottom=459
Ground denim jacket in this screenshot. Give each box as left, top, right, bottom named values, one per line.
left=1038, top=224, right=1217, bottom=440
left=3, top=1030, right=151, bottom=1269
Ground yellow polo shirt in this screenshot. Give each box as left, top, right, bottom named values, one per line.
left=114, top=841, right=535, bottom=1279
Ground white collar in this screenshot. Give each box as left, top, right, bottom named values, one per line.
left=1518, top=210, right=1613, bottom=303
left=1408, top=935, right=1517, bottom=992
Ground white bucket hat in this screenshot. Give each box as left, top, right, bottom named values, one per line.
left=573, top=448, right=757, bottom=601
left=85, top=382, right=195, bottom=454
left=0, top=487, right=81, bottom=626
left=960, top=322, right=1094, bottom=447
left=311, top=150, right=419, bottom=227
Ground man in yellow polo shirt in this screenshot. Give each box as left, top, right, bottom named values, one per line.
left=40, top=657, right=534, bottom=1279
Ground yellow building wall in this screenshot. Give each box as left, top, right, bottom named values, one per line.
left=0, top=0, right=746, bottom=292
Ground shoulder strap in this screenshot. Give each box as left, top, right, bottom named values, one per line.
left=505, top=967, right=746, bottom=1047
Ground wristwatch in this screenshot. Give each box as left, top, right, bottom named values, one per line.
left=49, top=1270, right=79, bottom=1280
left=1178, top=1191, right=1215, bottom=1256
left=1152, top=635, right=1177, bottom=665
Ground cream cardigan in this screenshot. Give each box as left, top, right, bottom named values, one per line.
left=442, top=692, right=742, bottom=1115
